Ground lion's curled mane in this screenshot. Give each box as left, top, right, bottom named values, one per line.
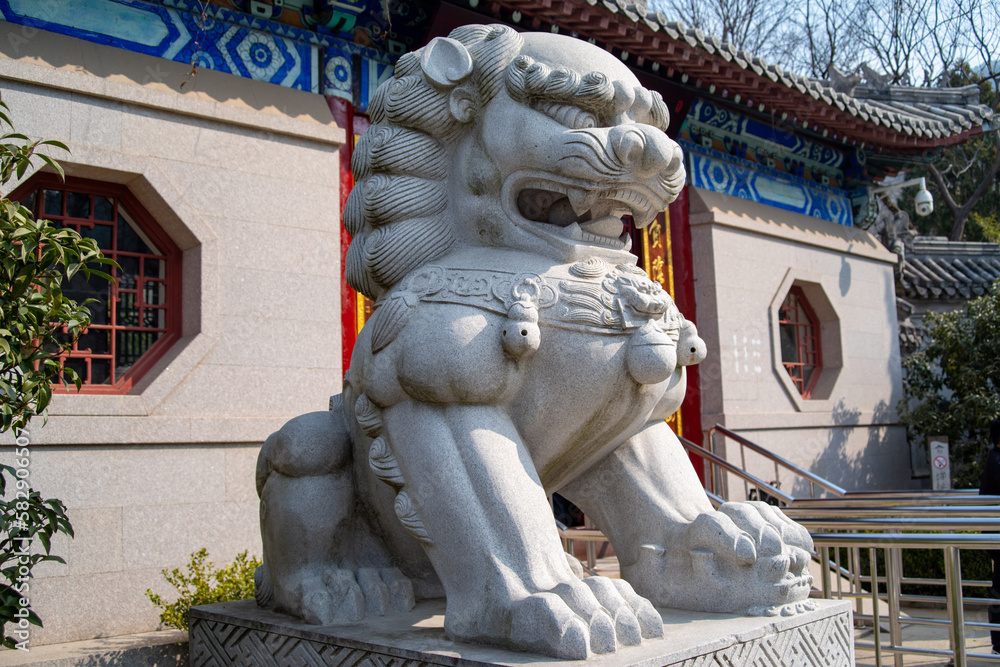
left=344, top=24, right=525, bottom=301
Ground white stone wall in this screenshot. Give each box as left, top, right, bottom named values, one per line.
left=688, top=188, right=912, bottom=492
left=0, top=24, right=344, bottom=644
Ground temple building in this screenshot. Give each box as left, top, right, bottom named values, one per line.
left=0, top=0, right=996, bottom=647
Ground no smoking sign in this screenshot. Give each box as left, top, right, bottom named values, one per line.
left=930, top=439, right=951, bottom=490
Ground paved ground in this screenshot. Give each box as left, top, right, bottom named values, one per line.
left=0, top=629, right=187, bottom=666
left=852, top=604, right=1000, bottom=666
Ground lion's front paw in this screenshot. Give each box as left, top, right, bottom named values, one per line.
left=624, top=501, right=815, bottom=615
left=449, top=576, right=662, bottom=659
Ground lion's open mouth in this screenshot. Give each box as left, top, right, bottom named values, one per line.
left=514, top=184, right=656, bottom=250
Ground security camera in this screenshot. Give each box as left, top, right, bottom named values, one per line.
left=914, top=187, right=934, bottom=216
left=870, top=176, right=935, bottom=217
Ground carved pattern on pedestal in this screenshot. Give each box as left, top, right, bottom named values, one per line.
left=190, top=608, right=853, bottom=667
left=675, top=612, right=853, bottom=666
left=190, top=619, right=434, bottom=667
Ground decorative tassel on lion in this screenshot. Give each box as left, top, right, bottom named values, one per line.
left=253, top=24, right=815, bottom=660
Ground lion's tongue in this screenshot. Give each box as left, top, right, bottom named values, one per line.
left=546, top=197, right=579, bottom=226
left=580, top=216, right=624, bottom=238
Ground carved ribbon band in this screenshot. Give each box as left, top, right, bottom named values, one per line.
left=394, top=264, right=682, bottom=338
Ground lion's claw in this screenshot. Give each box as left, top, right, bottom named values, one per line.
left=624, top=502, right=814, bottom=615
left=583, top=577, right=642, bottom=646
left=611, top=578, right=664, bottom=639
left=509, top=593, right=591, bottom=660
left=450, top=575, right=651, bottom=659
left=750, top=599, right=820, bottom=617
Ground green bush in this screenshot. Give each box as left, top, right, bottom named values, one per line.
left=0, top=98, right=114, bottom=650
left=146, top=549, right=261, bottom=632
left=0, top=101, right=114, bottom=432
left=899, top=547, right=992, bottom=599
left=899, top=279, right=1000, bottom=487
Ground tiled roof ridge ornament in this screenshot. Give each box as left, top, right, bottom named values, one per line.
left=860, top=62, right=892, bottom=92
left=254, top=25, right=817, bottom=660
left=828, top=64, right=862, bottom=96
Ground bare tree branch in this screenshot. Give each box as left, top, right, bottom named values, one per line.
left=928, top=132, right=1000, bottom=241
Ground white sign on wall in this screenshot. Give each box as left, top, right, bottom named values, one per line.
left=930, top=437, right=951, bottom=490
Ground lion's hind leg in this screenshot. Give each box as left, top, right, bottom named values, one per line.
left=379, top=400, right=646, bottom=659
left=256, top=399, right=414, bottom=625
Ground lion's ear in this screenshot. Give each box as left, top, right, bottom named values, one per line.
left=448, top=88, right=477, bottom=124
left=420, top=37, right=473, bottom=90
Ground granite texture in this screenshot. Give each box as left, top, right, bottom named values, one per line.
left=0, top=444, right=262, bottom=646
left=256, top=26, right=817, bottom=661
left=190, top=599, right=853, bottom=666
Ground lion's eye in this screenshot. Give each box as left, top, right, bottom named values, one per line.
left=538, top=102, right=598, bottom=130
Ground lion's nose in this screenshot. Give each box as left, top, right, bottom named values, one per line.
left=610, top=125, right=682, bottom=176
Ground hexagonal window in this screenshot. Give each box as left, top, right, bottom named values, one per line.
left=12, top=174, right=182, bottom=394
left=778, top=286, right=822, bottom=398
left=769, top=274, right=842, bottom=410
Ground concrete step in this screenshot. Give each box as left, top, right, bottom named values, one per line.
left=0, top=630, right=187, bottom=667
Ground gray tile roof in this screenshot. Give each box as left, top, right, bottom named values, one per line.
left=899, top=238, right=1000, bottom=301
left=494, top=0, right=998, bottom=150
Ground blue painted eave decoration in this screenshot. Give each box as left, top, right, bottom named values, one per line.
left=0, top=0, right=395, bottom=111
left=683, top=140, right=856, bottom=226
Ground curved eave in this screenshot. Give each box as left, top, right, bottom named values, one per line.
left=481, top=0, right=992, bottom=153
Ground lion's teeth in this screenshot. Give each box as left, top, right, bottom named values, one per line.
left=633, top=209, right=658, bottom=228
left=559, top=221, right=626, bottom=249
left=567, top=189, right=599, bottom=217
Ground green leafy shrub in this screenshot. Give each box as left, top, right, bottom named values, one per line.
left=899, top=279, right=1000, bottom=487
left=0, top=462, right=74, bottom=650
left=899, top=547, right=992, bottom=599
left=146, top=549, right=261, bottom=632
left=0, top=98, right=114, bottom=650
left=0, top=101, right=114, bottom=432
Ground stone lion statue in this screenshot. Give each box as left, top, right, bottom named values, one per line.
left=254, top=24, right=815, bottom=659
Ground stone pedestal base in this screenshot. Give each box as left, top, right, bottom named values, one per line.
left=189, top=598, right=853, bottom=666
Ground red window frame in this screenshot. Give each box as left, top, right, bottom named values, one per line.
left=778, top=286, right=822, bottom=399
left=11, top=174, right=182, bottom=394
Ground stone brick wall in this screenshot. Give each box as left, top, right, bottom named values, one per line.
left=688, top=187, right=911, bottom=492
left=0, top=24, right=344, bottom=645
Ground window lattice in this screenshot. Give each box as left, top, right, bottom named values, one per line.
left=15, top=176, right=180, bottom=392
left=778, top=286, right=821, bottom=399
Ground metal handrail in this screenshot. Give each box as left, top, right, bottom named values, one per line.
left=811, top=529, right=1000, bottom=666
left=812, top=532, right=1000, bottom=548
left=785, top=504, right=1000, bottom=518
left=679, top=436, right=795, bottom=504
left=687, top=425, right=1000, bottom=665
left=573, top=424, right=1000, bottom=665
left=708, top=424, right=848, bottom=497
left=797, top=517, right=1000, bottom=531
left=790, top=494, right=1000, bottom=508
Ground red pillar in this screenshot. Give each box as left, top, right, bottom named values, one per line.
left=327, top=96, right=357, bottom=377
left=669, top=186, right=705, bottom=483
